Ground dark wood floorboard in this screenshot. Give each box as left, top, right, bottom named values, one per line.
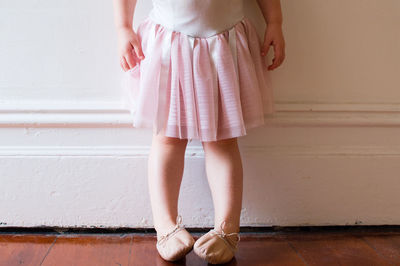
left=0, top=231, right=399, bottom=265
left=362, top=234, right=400, bottom=265
left=284, top=233, right=392, bottom=266
left=0, top=235, right=56, bottom=266
left=42, top=235, right=132, bottom=266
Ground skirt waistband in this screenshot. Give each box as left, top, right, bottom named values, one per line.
left=148, top=0, right=245, bottom=38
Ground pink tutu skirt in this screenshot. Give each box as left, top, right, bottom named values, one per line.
left=122, top=16, right=276, bottom=142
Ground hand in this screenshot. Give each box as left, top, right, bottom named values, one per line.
left=261, top=23, right=285, bottom=71
left=116, top=27, right=145, bottom=72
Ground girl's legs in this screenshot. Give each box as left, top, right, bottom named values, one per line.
left=147, top=133, right=189, bottom=237
left=201, top=137, right=243, bottom=234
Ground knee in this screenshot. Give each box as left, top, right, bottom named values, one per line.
left=153, top=133, right=189, bottom=146
left=202, top=137, right=238, bottom=149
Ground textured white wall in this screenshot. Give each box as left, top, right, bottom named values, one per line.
left=0, top=0, right=122, bottom=103
left=1, top=0, right=400, bottom=228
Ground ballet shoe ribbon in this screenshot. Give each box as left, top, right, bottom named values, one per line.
left=157, top=215, right=184, bottom=245
left=210, top=220, right=241, bottom=253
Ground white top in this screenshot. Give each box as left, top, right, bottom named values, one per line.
left=149, top=0, right=245, bottom=38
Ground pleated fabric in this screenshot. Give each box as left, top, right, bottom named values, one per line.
left=122, top=17, right=276, bottom=142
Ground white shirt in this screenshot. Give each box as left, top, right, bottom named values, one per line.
left=149, top=0, right=245, bottom=38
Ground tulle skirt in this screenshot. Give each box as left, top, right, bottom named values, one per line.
left=122, top=16, right=276, bottom=142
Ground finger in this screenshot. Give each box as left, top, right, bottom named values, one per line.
left=268, top=45, right=284, bottom=70
left=132, top=43, right=145, bottom=60
left=269, top=54, right=282, bottom=70
left=267, top=58, right=277, bottom=71
left=278, top=53, right=286, bottom=66
left=121, top=57, right=129, bottom=72
left=125, top=49, right=137, bottom=69
left=269, top=57, right=283, bottom=70
left=268, top=56, right=279, bottom=71
left=275, top=46, right=286, bottom=66
left=268, top=55, right=283, bottom=70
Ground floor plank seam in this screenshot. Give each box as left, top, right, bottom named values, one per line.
left=360, top=235, right=397, bottom=265
left=127, top=235, right=133, bottom=266
left=286, top=239, right=310, bottom=266
left=39, top=235, right=58, bottom=265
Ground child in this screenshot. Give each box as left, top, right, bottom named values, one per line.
left=112, top=0, right=285, bottom=264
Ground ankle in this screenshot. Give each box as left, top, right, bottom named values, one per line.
left=214, top=220, right=240, bottom=235
left=155, top=216, right=182, bottom=240
left=155, top=221, right=176, bottom=234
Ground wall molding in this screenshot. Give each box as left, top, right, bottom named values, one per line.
left=1, top=101, right=400, bottom=127
left=2, top=145, right=400, bottom=158
left=275, top=102, right=400, bottom=112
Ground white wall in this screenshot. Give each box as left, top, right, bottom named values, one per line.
left=1, top=0, right=400, bottom=228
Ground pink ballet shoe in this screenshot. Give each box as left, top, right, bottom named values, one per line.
left=156, top=215, right=195, bottom=261
left=193, top=220, right=241, bottom=264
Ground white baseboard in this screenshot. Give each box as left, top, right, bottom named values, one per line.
left=1, top=145, right=399, bottom=228
left=2, top=145, right=400, bottom=157
left=1, top=101, right=400, bottom=127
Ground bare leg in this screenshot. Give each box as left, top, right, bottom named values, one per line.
left=201, top=137, right=243, bottom=234
left=147, top=133, right=189, bottom=238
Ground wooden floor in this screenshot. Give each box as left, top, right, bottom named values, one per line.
left=1, top=230, right=400, bottom=266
